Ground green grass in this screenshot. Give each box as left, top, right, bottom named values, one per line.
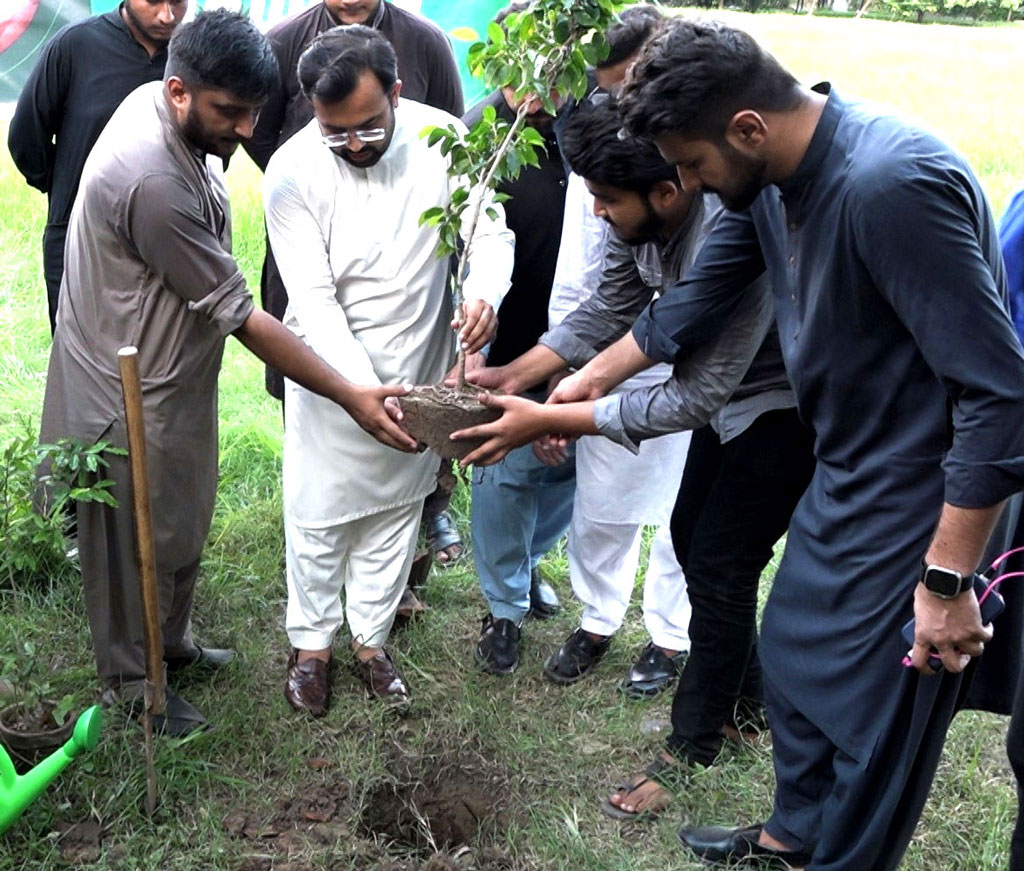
left=1, top=12, right=1023, bottom=871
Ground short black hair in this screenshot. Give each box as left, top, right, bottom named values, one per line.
left=597, top=4, right=663, bottom=70
left=561, top=99, right=677, bottom=195
left=165, top=9, right=278, bottom=102
left=619, top=18, right=801, bottom=141
left=298, top=25, right=398, bottom=103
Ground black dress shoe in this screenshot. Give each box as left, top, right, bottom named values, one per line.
left=165, top=645, right=236, bottom=674
left=543, top=628, right=612, bottom=685
left=677, top=823, right=812, bottom=868
left=619, top=642, right=687, bottom=698
left=124, top=688, right=209, bottom=738
left=476, top=615, right=521, bottom=675
left=528, top=569, right=560, bottom=619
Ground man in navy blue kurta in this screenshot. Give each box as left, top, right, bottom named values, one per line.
left=555, top=19, right=1024, bottom=870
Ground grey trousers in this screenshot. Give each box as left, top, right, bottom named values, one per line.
left=76, top=452, right=199, bottom=691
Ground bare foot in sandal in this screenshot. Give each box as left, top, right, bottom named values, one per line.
left=602, top=751, right=682, bottom=820
left=425, top=509, right=463, bottom=566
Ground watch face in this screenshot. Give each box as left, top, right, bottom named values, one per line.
left=924, top=566, right=964, bottom=598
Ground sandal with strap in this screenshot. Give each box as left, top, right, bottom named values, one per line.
left=424, top=509, right=463, bottom=567
left=600, top=754, right=686, bottom=821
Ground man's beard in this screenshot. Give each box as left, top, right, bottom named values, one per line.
left=606, top=197, right=663, bottom=245
left=123, top=2, right=173, bottom=46
left=335, top=145, right=385, bottom=168
left=524, top=112, right=556, bottom=135
left=709, top=143, right=768, bottom=212
left=182, top=106, right=239, bottom=159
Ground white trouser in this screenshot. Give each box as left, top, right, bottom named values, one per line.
left=568, top=387, right=692, bottom=650
left=285, top=500, right=422, bottom=651
left=570, top=519, right=691, bottom=651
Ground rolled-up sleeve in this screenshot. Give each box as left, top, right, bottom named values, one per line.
left=854, top=170, right=1024, bottom=508
left=125, top=172, right=253, bottom=336
left=598, top=280, right=775, bottom=450
left=632, top=208, right=766, bottom=364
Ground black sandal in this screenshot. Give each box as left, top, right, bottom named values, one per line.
left=424, top=510, right=463, bottom=566
left=600, top=755, right=684, bottom=821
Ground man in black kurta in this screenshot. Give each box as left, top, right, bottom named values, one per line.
left=7, top=0, right=187, bottom=333
left=559, top=19, right=1024, bottom=870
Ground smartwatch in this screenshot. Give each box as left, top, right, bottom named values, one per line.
left=920, top=561, right=972, bottom=599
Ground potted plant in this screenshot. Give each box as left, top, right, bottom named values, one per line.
left=0, top=643, right=77, bottom=773
left=398, top=0, right=623, bottom=459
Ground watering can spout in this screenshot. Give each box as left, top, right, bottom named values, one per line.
left=0, top=706, right=102, bottom=835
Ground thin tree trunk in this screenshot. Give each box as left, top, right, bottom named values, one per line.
left=451, top=101, right=531, bottom=390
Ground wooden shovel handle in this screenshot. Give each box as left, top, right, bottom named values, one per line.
left=117, top=347, right=166, bottom=715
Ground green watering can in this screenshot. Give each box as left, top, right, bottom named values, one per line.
left=0, top=706, right=102, bottom=835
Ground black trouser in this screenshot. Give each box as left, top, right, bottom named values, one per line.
left=260, top=237, right=289, bottom=400
left=1011, top=677, right=1024, bottom=870
left=43, top=222, right=68, bottom=334
left=666, top=408, right=816, bottom=765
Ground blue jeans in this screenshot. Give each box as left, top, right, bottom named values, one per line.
left=471, top=440, right=576, bottom=623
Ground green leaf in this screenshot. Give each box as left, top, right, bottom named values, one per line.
left=419, top=206, right=445, bottom=227
left=487, top=20, right=505, bottom=47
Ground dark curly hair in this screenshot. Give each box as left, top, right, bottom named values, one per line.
left=619, top=17, right=800, bottom=141
left=561, top=98, right=677, bottom=194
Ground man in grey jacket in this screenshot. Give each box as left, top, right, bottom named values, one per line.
left=461, top=100, right=815, bottom=816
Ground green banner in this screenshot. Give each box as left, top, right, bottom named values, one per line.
left=1, top=0, right=505, bottom=105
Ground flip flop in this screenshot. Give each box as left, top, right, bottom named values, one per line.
left=600, top=755, right=681, bottom=821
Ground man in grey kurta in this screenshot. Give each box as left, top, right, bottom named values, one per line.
left=551, top=18, right=1024, bottom=870
left=38, top=10, right=418, bottom=737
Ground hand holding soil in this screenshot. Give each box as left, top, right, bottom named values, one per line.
left=547, top=366, right=610, bottom=404
left=443, top=352, right=486, bottom=388
left=461, top=361, right=510, bottom=391
left=450, top=393, right=552, bottom=467
left=344, top=384, right=419, bottom=453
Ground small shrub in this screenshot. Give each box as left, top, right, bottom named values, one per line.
left=0, top=430, right=123, bottom=592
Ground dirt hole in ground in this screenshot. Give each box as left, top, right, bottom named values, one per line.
left=361, top=759, right=504, bottom=851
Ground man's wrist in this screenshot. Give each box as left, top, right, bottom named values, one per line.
left=508, top=347, right=564, bottom=393
left=919, top=560, right=974, bottom=599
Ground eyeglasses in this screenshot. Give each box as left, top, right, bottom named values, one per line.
left=320, top=127, right=387, bottom=148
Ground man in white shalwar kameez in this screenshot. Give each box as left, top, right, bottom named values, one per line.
left=542, top=171, right=692, bottom=695
left=264, top=25, right=512, bottom=715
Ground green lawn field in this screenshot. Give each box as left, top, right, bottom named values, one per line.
left=1, top=11, right=1023, bottom=871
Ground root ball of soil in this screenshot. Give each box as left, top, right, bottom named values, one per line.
left=398, top=386, right=501, bottom=460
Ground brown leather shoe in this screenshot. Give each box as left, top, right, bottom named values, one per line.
left=355, top=649, right=411, bottom=713
left=284, top=650, right=330, bottom=718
